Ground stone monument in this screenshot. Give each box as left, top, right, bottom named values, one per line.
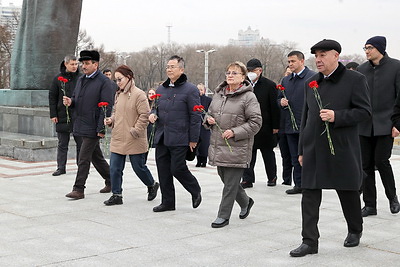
left=0, top=0, right=83, bottom=161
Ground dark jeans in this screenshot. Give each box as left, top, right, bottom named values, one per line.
left=110, top=152, right=154, bottom=194
left=73, top=136, right=110, bottom=192
left=56, top=132, right=83, bottom=170
left=278, top=133, right=293, bottom=184
left=155, top=143, right=201, bottom=207
left=242, top=146, right=277, bottom=183
left=301, top=189, right=363, bottom=247
left=360, top=135, right=397, bottom=208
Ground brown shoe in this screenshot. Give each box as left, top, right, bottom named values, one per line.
left=99, top=185, right=111, bottom=193
left=65, top=191, right=84, bottom=199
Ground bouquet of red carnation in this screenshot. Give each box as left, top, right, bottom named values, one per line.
left=309, top=80, right=335, bottom=155
left=148, top=94, right=161, bottom=150
left=193, top=104, right=232, bottom=152
left=58, top=76, right=70, bottom=123
left=277, top=84, right=298, bottom=131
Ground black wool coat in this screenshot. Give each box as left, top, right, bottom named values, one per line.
left=48, top=61, right=80, bottom=133
left=252, top=75, right=280, bottom=148
left=299, top=63, right=371, bottom=190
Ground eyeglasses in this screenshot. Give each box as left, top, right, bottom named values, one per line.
left=225, top=71, right=242, bottom=76
left=115, top=77, right=124, bottom=83
left=165, top=65, right=179, bottom=69
left=363, top=46, right=375, bottom=51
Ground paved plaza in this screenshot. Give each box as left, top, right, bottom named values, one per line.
left=0, top=149, right=400, bottom=266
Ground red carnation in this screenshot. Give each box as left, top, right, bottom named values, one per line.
left=149, top=93, right=161, bottom=100
left=309, top=80, right=319, bottom=89
left=98, top=102, right=109, bottom=108
left=276, top=84, right=285, bottom=91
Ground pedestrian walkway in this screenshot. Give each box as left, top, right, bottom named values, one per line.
left=0, top=149, right=400, bottom=266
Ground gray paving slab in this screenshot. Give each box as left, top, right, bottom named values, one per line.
left=0, top=149, right=400, bottom=266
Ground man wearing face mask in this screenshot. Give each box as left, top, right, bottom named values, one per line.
left=241, top=58, right=280, bottom=188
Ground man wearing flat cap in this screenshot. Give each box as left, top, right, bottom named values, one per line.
left=290, top=39, right=371, bottom=257
left=358, top=36, right=400, bottom=218
left=240, top=58, right=280, bottom=189
left=63, top=50, right=114, bottom=199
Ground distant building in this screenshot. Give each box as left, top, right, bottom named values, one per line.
left=228, top=26, right=267, bottom=47
left=0, top=1, right=22, bottom=41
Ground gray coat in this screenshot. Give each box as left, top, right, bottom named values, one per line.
left=299, top=63, right=371, bottom=190
left=207, top=80, right=262, bottom=168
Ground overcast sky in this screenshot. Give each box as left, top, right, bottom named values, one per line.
left=8, top=0, right=400, bottom=59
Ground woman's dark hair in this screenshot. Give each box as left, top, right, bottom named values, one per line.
left=115, top=65, right=134, bottom=80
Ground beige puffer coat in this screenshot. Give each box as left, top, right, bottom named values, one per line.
left=207, top=80, right=262, bottom=168
left=109, top=80, right=150, bottom=155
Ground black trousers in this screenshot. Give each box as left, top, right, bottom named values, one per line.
left=73, top=136, right=110, bottom=192
left=360, top=135, right=397, bottom=208
left=155, top=143, right=201, bottom=207
left=56, top=132, right=83, bottom=170
left=242, top=146, right=277, bottom=183
left=301, top=189, right=363, bottom=247
left=278, top=133, right=293, bottom=185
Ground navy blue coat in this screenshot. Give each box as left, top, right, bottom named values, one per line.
left=71, top=70, right=114, bottom=138
left=278, top=67, right=316, bottom=134
left=153, top=74, right=201, bottom=146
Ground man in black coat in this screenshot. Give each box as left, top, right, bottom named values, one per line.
left=357, top=36, right=400, bottom=217
left=149, top=55, right=202, bottom=212
left=290, top=39, right=371, bottom=257
left=49, top=55, right=82, bottom=176
left=63, top=50, right=114, bottom=199
left=241, top=58, right=280, bottom=188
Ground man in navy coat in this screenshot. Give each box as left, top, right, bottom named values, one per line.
left=149, top=55, right=202, bottom=212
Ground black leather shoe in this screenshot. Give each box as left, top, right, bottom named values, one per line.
left=211, top=218, right=229, bottom=228
left=192, top=193, right=202, bottom=208
left=344, top=232, right=362, bottom=247
left=240, top=181, right=253, bottom=189
left=239, top=197, right=254, bottom=219
left=267, top=177, right=277, bottom=187
left=289, top=243, right=318, bottom=257
left=153, top=204, right=175, bottom=212
left=52, top=169, right=66, bottom=176
left=147, top=182, right=159, bottom=201
left=195, top=162, right=202, bottom=167
left=390, top=195, right=400, bottom=214
left=361, top=206, right=377, bottom=217
left=104, top=195, right=123, bottom=206
left=286, top=187, right=302, bottom=194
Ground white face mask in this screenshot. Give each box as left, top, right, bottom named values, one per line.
left=247, top=72, right=258, bottom=82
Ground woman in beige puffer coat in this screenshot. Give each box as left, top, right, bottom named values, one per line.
left=103, top=65, right=159, bottom=206
left=206, top=61, right=262, bottom=228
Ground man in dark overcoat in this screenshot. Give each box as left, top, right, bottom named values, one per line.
left=357, top=36, right=400, bottom=217
left=290, top=39, right=371, bottom=257
left=241, top=58, right=280, bottom=188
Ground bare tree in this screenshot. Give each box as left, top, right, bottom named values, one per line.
left=0, top=25, right=13, bottom=88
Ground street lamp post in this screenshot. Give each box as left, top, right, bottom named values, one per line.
left=196, top=49, right=216, bottom=92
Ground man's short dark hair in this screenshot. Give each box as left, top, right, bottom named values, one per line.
left=287, top=51, right=305, bottom=60
left=345, top=62, right=359, bottom=70
left=168, top=55, right=185, bottom=68
left=103, top=69, right=111, bottom=74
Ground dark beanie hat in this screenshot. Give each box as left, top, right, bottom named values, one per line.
left=310, top=39, right=341, bottom=54
left=246, top=58, right=262, bottom=70
left=79, top=50, right=100, bottom=62
left=365, top=36, right=386, bottom=55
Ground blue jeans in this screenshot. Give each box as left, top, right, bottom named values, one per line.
left=110, top=152, right=155, bottom=194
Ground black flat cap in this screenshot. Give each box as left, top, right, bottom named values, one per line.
left=310, top=39, right=341, bottom=54
left=246, top=58, right=262, bottom=70
left=79, top=50, right=100, bottom=62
